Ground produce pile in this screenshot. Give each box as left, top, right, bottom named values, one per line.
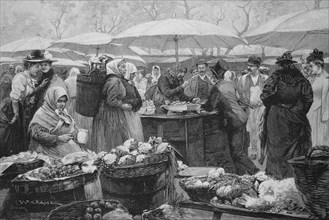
left=181, top=168, right=305, bottom=213
left=0, top=151, right=39, bottom=163
left=16, top=162, right=96, bottom=181
left=96, top=137, right=171, bottom=167
left=83, top=200, right=132, bottom=220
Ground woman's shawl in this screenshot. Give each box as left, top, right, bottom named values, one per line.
left=29, top=86, right=73, bottom=132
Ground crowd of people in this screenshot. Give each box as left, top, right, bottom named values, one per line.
left=0, top=48, right=328, bottom=180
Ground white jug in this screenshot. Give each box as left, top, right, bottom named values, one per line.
left=77, top=129, right=89, bottom=144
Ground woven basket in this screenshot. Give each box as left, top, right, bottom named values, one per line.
left=101, top=150, right=171, bottom=179
left=45, top=199, right=129, bottom=220
left=2, top=159, right=44, bottom=175
left=11, top=170, right=98, bottom=194
left=179, top=176, right=216, bottom=203
left=288, top=145, right=329, bottom=219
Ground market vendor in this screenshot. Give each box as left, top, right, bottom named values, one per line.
left=91, top=59, right=144, bottom=152
left=184, top=59, right=213, bottom=103
left=207, top=59, right=259, bottom=175
left=28, top=86, right=84, bottom=160
left=152, top=68, right=199, bottom=113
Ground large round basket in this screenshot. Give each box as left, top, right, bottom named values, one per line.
left=100, top=150, right=171, bottom=179
left=2, top=159, right=44, bottom=175
left=179, top=174, right=239, bottom=203
left=45, top=199, right=129, bottom=220
left=288, top=145, right=329, bottom=219
left=11, top=170, right=98, bottom=194
left=179, top=176, right=216, bottom=203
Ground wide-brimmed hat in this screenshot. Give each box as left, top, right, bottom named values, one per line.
left=210, top=58, right=229, bottom=79
left=247, top=56, right=262, bottom=66
left=275, top=51, right=297, bottom=64
left=23, top=50, right=46, bottom=63
left=196, top=58, right=208, bottom=67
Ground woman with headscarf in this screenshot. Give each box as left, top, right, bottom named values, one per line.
left=260, top=51, right=313, bottom=179
left=91, top=59, right=143, bottom=152
left=306, top=49, right=329, bottom=146
left=29, top=86, right=84, bottom=159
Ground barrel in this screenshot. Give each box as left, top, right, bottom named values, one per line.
left=101, top=170, right=171, bottom=215
left=76, top=69, right=106, bottom=117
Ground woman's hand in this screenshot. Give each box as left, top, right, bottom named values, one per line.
left=58, top=134, right=73, bottom=143
left=121, top=103, right=132, bottom=111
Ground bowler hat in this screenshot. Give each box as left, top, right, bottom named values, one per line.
left=247, top=56, right=262, bottom=66
left=196, top=58, right=208, bottom=67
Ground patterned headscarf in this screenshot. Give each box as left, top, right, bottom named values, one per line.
left=29, top=86, right=73, bottom=132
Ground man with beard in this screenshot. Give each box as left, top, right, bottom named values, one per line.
left=184, top=59, right=213, bottom=103
left=152, top=68, right=199, bottom=113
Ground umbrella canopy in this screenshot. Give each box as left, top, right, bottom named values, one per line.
left=0, top=57, right=19, bottom=64
left=113, top=18, right=245, bottom=65
left=52, top=59, right=87, bottom=67
left=49, top=32, right=143, bottom=58
left=245, top=8, right=329, bottom=52
left=0, top=36, right=53, bottom=55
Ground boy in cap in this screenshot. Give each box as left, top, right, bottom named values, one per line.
left=237, top=56, right=268, bottom=160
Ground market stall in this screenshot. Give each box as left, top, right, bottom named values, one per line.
left=140, top=111, right=230, bottom=167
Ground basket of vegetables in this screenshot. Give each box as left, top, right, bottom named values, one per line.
left=97, top=137, right=173, bottom=179
left=45, top=199, right=132, bottom=220
left=11, top=162, right=98, bottom=194
left=179, top=168, right=240, bottom=203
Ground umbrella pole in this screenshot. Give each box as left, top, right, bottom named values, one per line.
left=174, top=36, right=179, bottom=72
left=96, top=46, right=100, bottom=57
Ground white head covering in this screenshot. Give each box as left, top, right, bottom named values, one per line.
left=125, top=62, right=137, bottom=80
left=151, top=65, right=161, bottom=82
left=106, top=59, right=126, bottom=76
left=223, top=70, right=235, bottom=81
left=68, top=67, right=80, bottom=78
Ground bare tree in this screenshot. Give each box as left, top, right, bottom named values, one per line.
left=213, top=8, right=226, bottom=25
left=41, top=1, right=76, bottom=39
left=232, top=0, right=252, bottom=37
left=141, top=0, right=159, bottom=20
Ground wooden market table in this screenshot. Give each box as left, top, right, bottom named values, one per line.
left=140, top=111, right=228, bottom=166
left=179, top=200, right=315, bottom=220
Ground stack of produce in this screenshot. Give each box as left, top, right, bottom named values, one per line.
left=180, top=168, right=305, bottom=214
left=14, top=161, right=96, bottom=181
left=96, top=137, right=171, bottom=168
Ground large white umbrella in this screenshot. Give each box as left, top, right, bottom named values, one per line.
left=0, top=37, right=88, bottom=61
left=0, top=36, right=53, bottom=55
left=112, top=18, right=245, bottom=65
left=52, top=59, right=87, bottom=67
left=245, top=8, right=329, bottom=52
left=49, top=32, right=144, bottom=59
